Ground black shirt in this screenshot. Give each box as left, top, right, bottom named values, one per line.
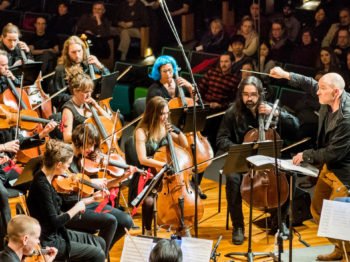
left=0, top=42, right=34, bottom=67
left=27, top=33, right=59, bottom=50
left=0, top=246, right=20, bottom=262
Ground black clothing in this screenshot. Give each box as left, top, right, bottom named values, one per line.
left=61, top=100, right=87, bottom=130
left=146, top=81, right=190, bottom=104
left=27, top=33, right=59, bottom=51
left=0, top=246, right=20, bottom=262
left=0, top=75, right=21, bottom=94
left=114, top=0, right=149, bottom=28
left=269, top=37, right=293, bottom=63
left=27, top=170, right=106, bottom=261
left=199, top=30, right=229, bottom=54
left=289, top=72, right=350, bottom=186
left=50, top=63, right=110, bottom=111
left=0, top=42, right=34, bottom=67
left=231, top=55, right=249, bottom=77
left=48, top=13, right=75, bottom=35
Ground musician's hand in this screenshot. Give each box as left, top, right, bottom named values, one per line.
left=74, top=200, right=86, bottom=213
left=85, top=97, right=98, bottom=107
left=292, top=152, right=304, bottom=165
left=5, top=70, right=15, bottom=80
left=17, top=41, right=30, bottom=53
left=2, top=140, right=19, bottom=153
left=165, top=122, right=173, bottom=132
left=129, top=165, right=138, bottom=174
left=176, top=77, right=194, bottom=93
left=269, top=67, right=290, bottom=80
left=93, top=189, right=110, bottom=201
left=87, top=55, right=103, bottom=69
left=39, top=120, right=57, bottom=139
left=167, top=166, right=175, bottom=176
left=91, top=178, right=107, bottom=188
left=210, top=102, right=221, bottom=109
left=43, top=247, right=58, bottom=262
left=258, top=103, right=279, bottom=116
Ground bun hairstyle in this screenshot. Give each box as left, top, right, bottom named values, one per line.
left=43, top=139, right=73, bottom=168
left=66, top=69, right=94, bottom=94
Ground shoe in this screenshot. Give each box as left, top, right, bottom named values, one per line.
left=317, top=246, right=342, bottom=261
left=232, top=227, right=245, bottom=245
left=270, top=222, right=289, bottom=237
left=144, top=229, right=152, bottom=237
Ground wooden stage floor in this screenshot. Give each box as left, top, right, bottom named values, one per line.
left=10, top=177, right=330, bottom=261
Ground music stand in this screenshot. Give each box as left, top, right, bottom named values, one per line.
left=98, top=71, right=119, bottom=101
left=223, top=140, right=283, bottom=262
left=10, top=62, right=42, bottom=86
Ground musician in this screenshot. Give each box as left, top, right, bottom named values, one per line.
left=130, top=96, right=188, bottom=236
left=149, top=239, right=183, bottom=262
left=27, top=139, right=106, bottom=261
left=0, top=23, right=33, bottom=66
left=270, top=67, right=350, bottom=261
left=216, top=76, right=300, bottom=245
left=0, top=215, right=58, bottom=262
left=0, top=50, right=20, bottom=94
left=62, top=72, right=110, bottom=143
left=50, top=35, right=110, bottom=111
left=146, top=55, right=194, bottom=104
left=0, top=121, right=57, bottom=250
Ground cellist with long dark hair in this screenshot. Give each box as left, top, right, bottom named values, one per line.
left=216, top=76, right=300, bottom=245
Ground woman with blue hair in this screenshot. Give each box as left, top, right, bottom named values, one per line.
left=146, top=55, right=194, bottom=104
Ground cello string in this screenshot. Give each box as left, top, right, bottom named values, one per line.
left=15, top=72, right=25, bottom=141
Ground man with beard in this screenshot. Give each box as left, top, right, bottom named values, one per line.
left=216, top=76, right=300, bottom=245
left=50, top=35, right=110, bottom=111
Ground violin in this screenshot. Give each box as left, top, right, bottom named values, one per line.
left=168, top=71, right=214, bottom=173
left=240, top=113, right=289, bottom=211
left=154, top=126, right=204, bottom=234
left=51, top=170, right=105, bottom=198
left=23, top=245, right=55, bottom=262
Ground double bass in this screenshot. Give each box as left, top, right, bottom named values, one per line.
left=240, top=113, right=289, bottom=211
left=154, top=125, right=204, bottom=235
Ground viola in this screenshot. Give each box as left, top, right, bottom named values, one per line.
left=52, top=170, right=105, bottom=198
left=154, top=126, right=204, bottom=234
left=240, top=113, right=289, bottom=211
left=168, top=71, right=214, bottom=173
left=23, top=245, right=54, bottom=262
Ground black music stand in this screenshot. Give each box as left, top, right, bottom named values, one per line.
left=223, top=140, right=283, bottom=262
left=98, top=71, right=119, bottom=101
left=10, top=62, right=42, bottom=85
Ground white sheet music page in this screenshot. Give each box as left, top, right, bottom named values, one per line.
left=120, top=236, right=153, bottom=262
left=318, top=200, right=350, bottom=241
left=181, top=237, right=213, bottom=262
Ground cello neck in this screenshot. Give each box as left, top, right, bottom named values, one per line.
left=6, top=78, right=28, bottom=110
left=166, top=126, right=180, bottom=172
left=258, top=114, right=265, bottom=141
left=87, top=103, right=109, bottom=139
left=174, top=71, right=188, bottom=108
left=80, top=34, right=95, bottom=80
left=19, top=49, right=28, bottom=64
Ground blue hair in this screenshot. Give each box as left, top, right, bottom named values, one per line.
left=149, top=55, right=178, bottom=81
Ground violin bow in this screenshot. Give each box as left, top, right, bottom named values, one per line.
left=77, top=125, right=89, bottom=209
left=15, top=72, right=25, bottom=141
left=32, top=86, right=68, bottom=111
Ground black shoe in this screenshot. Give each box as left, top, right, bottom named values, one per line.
left=232, top=227, right=245, bottom=245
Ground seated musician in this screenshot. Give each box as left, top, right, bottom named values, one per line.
left=50, top=35, right=110, bottom=111
left=27, top=139, right=106, bottom=262
left=62, top=72, right=110, bottom=143
left=216, top=76, right=300, bottom=245
left=0, top=121, right=56, bottom=250
left=149, top=239, right=182, bottom=262
left=146, top=55, right=194, bottom=104
left=0, top=23, right=34, bottom=66
left=0, top=215, right=58, bottom=262
left=128, top=96, right=189, bottom=236
left=0, top=50, right=20, bottom=94
left=61, top=123, right=134, bottom=254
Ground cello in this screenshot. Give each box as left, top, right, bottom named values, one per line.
left=240, top=113, right=289, bottom=211
left=154, top=125, right=204, bottom=235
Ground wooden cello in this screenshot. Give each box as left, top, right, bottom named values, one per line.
left=168, top=71, right=214, bottom=173
left=240, top=114, right=289, bottom=211
left=154, top=126, right=204, bottom=234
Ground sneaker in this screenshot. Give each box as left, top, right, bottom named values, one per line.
left=232, top=227, right=245, bottom=245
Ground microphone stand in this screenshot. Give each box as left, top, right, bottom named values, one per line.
left=159, top=0, right=205, bottom=238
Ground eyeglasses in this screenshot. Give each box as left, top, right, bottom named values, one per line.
left=160, top=69, right=173, bottom=74
left=242, top=92, right=258, bottom=98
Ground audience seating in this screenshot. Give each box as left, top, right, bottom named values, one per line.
left=279, top=87, right=306, bottom=113
left=110, top=83, right=131, bottom=116
left=21, top=11, right=51, bottom=31
left=181, top=13, right=194, bottom=42
left=20, top=29, right=35, bottom=43
left=222, top=1, right=234, bottom=26
left=69, top=0, right=93, bottom=18
left=161, top=47, right=191, bottom=73
left=180, top=71, right=204, bottom=86
left=265, top=85, right=281, bottom=103
left=284, top=63, right=316, bottom=78
left=0, top=9, right=22, bottom=30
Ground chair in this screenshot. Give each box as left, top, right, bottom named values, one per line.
left=110, top=83, right=131, bottom=116
left=222, top=1, right=234, bottom=26
left=181, top=13, right=194, bottom=42
left=69, top=0, right=92, bottom=18
left=279, top=87, right=306, bottom=113
left=134, top=87, right=148, bottom=100
left=265, top=85, right=281, bottom=103
left=161, top=47, right=191, bottom=72
left=21, top=11, right=51, bottom=30
left=7, top=189, right=29, bottom=216
left=190, top=51, right=220, bottom=71
left=284, top=63, right=316, bottom=78
left=99, top=38, right=114, bottom=71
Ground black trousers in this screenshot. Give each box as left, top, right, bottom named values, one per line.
left=66, top=202, right=133, bottom=254
left=56, top=230, right=106, bottom=262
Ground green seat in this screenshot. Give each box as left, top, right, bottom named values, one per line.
left=134, top=87, right=148, bottom=100
left=266, top=85, right=281, bottom=102
left=110, top=84, right=131, bottom=115
left=179, top=71, right=204, bottom=85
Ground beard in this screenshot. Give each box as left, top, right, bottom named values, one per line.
left=245, top=100, right=258, bottom=109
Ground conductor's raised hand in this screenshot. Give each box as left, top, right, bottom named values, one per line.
left=269, top=67, right=290, bottom=80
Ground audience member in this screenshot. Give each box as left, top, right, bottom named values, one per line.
left=76, top=1, right=111, bottom=59
left=281, top=2, right=300, bottom=42
left=229, top=34, right=250, bottom=75
left=0, top=23, right=33, bottom=66
left=249, top=2, right=271, bottom=41
left=309, top=6, right=331, bottom=44
left=28, top=17, right=59, bottom=76
left=112, top=0, right=149, bottom=61
left=315, top=47, right=342, bottom=80
left=48, top=1, right=76, bottom=35
left=241, top=59, right=255, bottom=80
left=322, top=8, right=350, bottom=47
left=196, top=18, right=228, bottom=54
left=269, top=19, right=293, bottom=63
left=290, top=27, right=320, bottom=67
left=149, top=239, right=182, bottom=262
left=331, top=27, right=350, bottom=68
left=258, top=41, right=276, bottom=83
left=0, top=0, right=11, bottom=10
left=236, top=16, right=258, bottom=57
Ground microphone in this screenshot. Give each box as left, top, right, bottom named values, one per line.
left=264, top=99, right=279, bottom=131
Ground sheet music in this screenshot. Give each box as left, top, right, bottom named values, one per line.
left=246, top=155, right=318, bottom=177
left=181, top=237, right=213, bottom=262
left=120, top=236, right=153, bottom=262
left=318, top=200, right=350, bottom=241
